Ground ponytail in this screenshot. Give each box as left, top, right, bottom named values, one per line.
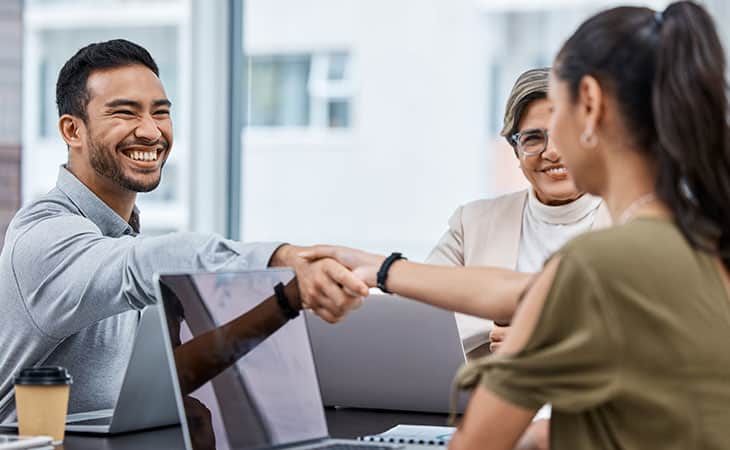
left=653, top=1, right=730, bottom=270
left=556, top=1, right=730, bottom=269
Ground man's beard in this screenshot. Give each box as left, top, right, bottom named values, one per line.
left=87, top=135, right=167, bottom=193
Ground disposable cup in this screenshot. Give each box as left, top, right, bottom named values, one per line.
left=15, top=366, right=72, bottom=445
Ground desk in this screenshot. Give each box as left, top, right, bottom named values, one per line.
left=325, top=407, right=450, bottom=439
left=8, top=407, right=451, bottom=449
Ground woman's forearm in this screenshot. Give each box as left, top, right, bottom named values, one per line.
left=298, top=245, right=532, bottom=322
left=387, top=261, right=533, bottom=322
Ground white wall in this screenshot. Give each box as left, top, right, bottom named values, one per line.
left=242, top=0, right=488, bottom=260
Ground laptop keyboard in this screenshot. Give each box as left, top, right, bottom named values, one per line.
left=308, top=444, right=397, bottom=450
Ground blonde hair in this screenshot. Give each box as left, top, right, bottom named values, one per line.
left=500, top=68, right=550, bottom=149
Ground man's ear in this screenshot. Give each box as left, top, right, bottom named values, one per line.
left=577, top=75, right=604, bottom=135
left=58, top=114, right=85, bottom=148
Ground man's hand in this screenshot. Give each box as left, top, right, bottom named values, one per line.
left=489, top=324, right=510, bottom=353
left=270, top=244, right=369, bottom=323
left=297, top=245, right=385, bottom=287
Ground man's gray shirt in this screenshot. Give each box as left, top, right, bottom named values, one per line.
left=0, top=167, right=282, bottom=422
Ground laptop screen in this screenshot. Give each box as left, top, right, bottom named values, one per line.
left=157, top=270, right=329, bottom=450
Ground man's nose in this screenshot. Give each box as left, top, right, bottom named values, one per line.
left=135, top=115, right=162, bottom=142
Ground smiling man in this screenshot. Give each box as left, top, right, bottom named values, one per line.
left=0, top=39, right=367, bottom=422
left=63, top=53, right=173, bottom=222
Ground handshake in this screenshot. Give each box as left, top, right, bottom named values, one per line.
left=272, top=244, right=390, bottom=324
left=272, top=242, right=525, bottom=347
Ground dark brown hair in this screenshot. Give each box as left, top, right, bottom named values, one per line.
left=555, top=1, right=730, bottom=269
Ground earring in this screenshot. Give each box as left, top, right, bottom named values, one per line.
left=580, top=129, right=598, bottom=149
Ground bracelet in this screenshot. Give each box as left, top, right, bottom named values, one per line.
left=274, top=282, right=300, bottom=319
left=376, top=252, right=407, bottom=294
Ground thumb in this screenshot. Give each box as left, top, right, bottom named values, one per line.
left=298, top=245, right=336, bottom=261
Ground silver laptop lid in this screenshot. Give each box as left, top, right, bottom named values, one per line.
left=306, top=294, right=468, bottom=413
left=155, top=269, right=329, bottom=450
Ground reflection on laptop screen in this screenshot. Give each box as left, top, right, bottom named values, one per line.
left=158, top=270, right=328, bottom=450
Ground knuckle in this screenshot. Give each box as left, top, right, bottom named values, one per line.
left=320, top=259, right=334, bottom=271
left=305, top=288, right=319, bottom=302
left=330, top=303, right=345, bottom=317
left=315, top=274, right=329, bottom=288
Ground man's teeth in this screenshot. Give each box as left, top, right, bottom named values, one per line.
left=129, top=151, right=158, bottom=161
left=545, top=167, right=567, bottom=175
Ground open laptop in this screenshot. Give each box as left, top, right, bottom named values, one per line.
left=0, top=305, right=180, bottom=434
left=306, top=294, right=469, bottom=413
left=155, top=269, right=439, bottom=450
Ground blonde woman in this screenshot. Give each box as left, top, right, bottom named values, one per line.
left=427, top=68, right=610, bottom=357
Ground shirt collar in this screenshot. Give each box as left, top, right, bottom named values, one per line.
left=526, top=186, right=602, bottom=225
left=55, top=165, right=140, bottom=237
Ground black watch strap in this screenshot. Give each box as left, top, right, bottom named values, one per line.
left=377, top=252, right=407, bottom=294
left=274, top=282, right=300, bottom=319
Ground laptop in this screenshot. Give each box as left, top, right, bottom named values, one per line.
left=155, top=269, right=439, bottom=450
left=306, top=294, right=469, bottom=413
left=0, top=305, right=180, bottom=434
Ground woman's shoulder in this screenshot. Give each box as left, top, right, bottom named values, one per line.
left=458, top=189, right=528, bottom=220
left=559, top=217, right=684, bottom=270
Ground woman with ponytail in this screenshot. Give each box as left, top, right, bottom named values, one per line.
left=303, top=2, right=730, bottom=448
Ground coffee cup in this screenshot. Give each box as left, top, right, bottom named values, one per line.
left=14, top=366, right=72, bottom=444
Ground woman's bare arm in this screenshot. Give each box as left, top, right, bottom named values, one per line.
left=448, top=257, right=560, bottom=450
left=300, top=246, right=534, bottom=322
left=387, top=262, right=533, bottom=322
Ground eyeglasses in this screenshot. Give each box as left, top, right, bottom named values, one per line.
left=510, top=128, right=549, bottom=158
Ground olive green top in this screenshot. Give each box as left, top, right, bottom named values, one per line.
left=456, top=218, right=730, bottom=449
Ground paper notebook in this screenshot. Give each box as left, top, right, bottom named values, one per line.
left=358, top=425, right=454, bottom=446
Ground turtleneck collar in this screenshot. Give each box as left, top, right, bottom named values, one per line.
left=527, top=187, right=602, bottom=225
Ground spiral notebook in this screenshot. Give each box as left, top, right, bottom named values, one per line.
left=358, top=425, right=454, bottom=446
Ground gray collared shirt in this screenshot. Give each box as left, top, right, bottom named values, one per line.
left=0, top=166, right=282, bottom=421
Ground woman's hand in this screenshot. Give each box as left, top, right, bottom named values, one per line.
left=489, top=324, right=510, bottom=353
left=270, top=244, right=369, bottom=322
left=299, top=245, right=386, bottom=288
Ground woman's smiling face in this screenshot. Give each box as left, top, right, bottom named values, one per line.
left=516, top=98, right=583, bottom=205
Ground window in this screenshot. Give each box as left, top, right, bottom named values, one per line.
left=36, top=26, right=180, bottom=139
left=247, top=52, right=352, bottom=129
left=238, top=0, right=697, bottom=261
left=248, top=54, right=310, bottom=127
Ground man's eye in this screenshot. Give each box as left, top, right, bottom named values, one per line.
left=154, top=110, right=171, bottom=116
left=113, top=110, right=135, bottom=116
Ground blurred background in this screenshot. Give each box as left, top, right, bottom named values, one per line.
left=2, top=0, right=728, bottom=259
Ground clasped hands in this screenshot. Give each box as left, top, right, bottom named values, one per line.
left=277, top=244, right=515, bottom=353
left=272, top=244, right=385, bottom=323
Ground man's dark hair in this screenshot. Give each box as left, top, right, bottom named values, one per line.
left=56, top=39, right=159, bottom=121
